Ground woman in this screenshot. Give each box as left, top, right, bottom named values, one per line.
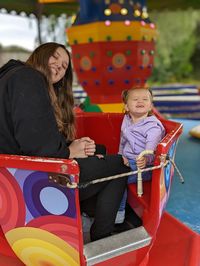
left=0, top=42, right=130, bottom=241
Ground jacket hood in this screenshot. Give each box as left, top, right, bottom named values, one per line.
left=0, top=59, right=24, bottom=79
left=143, top=115, right=162, bottom=124
left=125, top=113, right=161, bottom=124
left=124, top=114, right=165, bottom=132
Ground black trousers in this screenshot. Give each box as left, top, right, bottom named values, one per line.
left=76, top=154, right=130, bottom=241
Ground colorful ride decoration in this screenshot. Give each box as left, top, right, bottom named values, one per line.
left=0, top=159, right=82, bottom=266
left=67, top=0, right=158, bottom=111
left=0, top=113, right=199, bottom=265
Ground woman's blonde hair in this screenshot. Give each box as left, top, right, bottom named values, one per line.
left=122, top=86, right=153, bottom=115
left=26, top=42, right=75, bottom=141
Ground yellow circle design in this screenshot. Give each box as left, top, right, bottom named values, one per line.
left=104, top=8, right=111, bottom=16
left=6, top=227, right=79, bottom=266
left=120, top=8, right=128, bottom=15
left=112, top=53, right=127, bottom=68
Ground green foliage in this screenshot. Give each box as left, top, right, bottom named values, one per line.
left=149, top=9, right=200, bottom=83
left=190, top=21, right=200, bottom=78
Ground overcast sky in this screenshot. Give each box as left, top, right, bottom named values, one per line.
left=0, top=13, right=37, bottom=50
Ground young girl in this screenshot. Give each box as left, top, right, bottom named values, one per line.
left=115, top=87, right=166, bottom=225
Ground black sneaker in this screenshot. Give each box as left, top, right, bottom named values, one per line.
left=113, top=220, right=135, bottom=234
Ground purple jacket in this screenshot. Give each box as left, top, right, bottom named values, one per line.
left=119, top=114, right=165, bottom=163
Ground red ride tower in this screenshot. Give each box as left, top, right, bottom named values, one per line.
left=67, top=0, right=158, bottom=111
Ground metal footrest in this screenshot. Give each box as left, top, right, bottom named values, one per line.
left=84, top=226, right=151, bottom=265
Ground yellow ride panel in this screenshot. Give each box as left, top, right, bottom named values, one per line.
left=68, top=21, right=158, bottom=45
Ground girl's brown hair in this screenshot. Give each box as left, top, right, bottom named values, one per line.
left=26, top=42, right=75, bottom=140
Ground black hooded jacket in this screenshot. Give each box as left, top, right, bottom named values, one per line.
left=0, top=59, right=70, bottom=158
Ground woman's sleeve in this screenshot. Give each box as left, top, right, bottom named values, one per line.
left=118, top=116, right=126, bottom=155
left=8, top=67, right=70, bottom=158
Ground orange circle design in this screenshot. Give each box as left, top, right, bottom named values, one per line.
left=142, top=53, right=150, bottom=68
left=112, top=53, right=127, bottom=68
left=80, top=56, right=92, bottom=71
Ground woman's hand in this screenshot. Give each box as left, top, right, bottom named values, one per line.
left=68, top=137, right=96, bottom=158
left=69, top=139, right=87, bottom=158
left=136, top=156, right=147, bottom=169
left=83, top=137, right=96, bottom=156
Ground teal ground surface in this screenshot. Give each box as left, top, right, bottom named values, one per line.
left=166, top=119, right=200, bottom=234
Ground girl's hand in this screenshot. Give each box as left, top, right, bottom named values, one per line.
left=122, top=156, right=130, bottom=167
left=136, top=156, right=147, bottom=169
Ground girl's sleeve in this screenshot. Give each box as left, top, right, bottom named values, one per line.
left=118, top=131, right=124, bottom=155
left=145, top=123, right=165, bottom=164
left=9, top=67, right=70, bottom=158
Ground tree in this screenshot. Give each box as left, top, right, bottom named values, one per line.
left=36, top=14, right=71, bottom=46
left=150, top=9, right=199, bottom=83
